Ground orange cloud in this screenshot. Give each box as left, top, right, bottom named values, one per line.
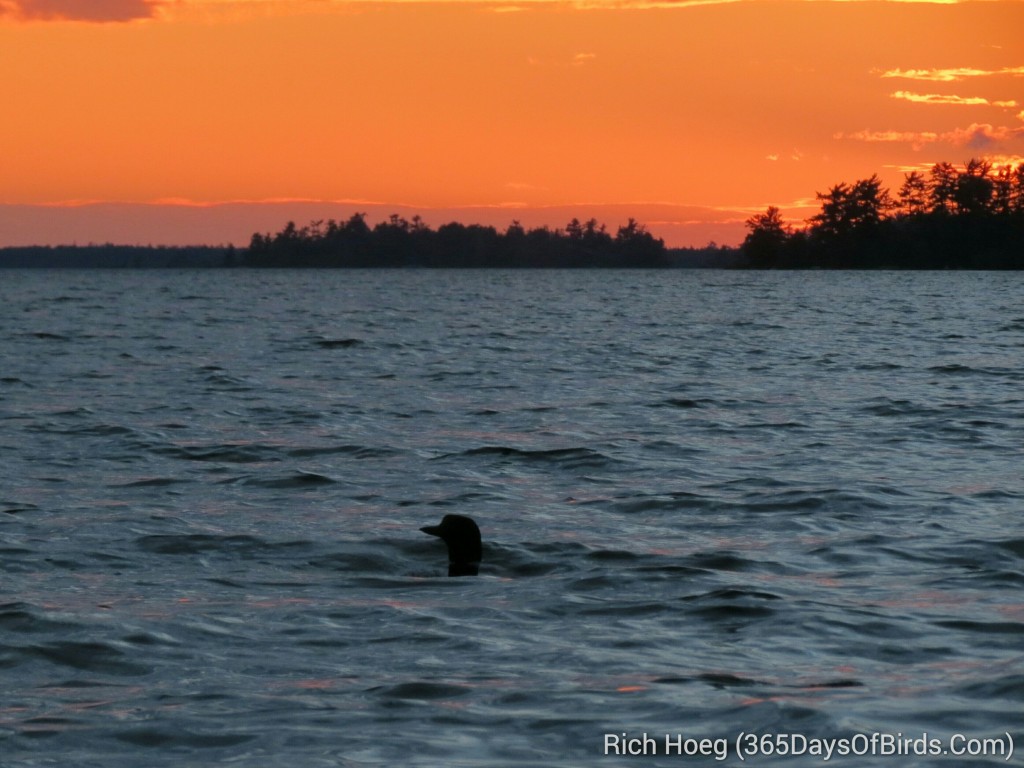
left=838, top=123, right=1024, bottom=150
left=891, top=91, right=990, bottom=106
left=838, top=129, right=940, bottom=145
left=882, top=66, right=1024, bottom=81
left=945, top=122, right=1024, bottom=149
left=0, top=0, right=165, bottom=21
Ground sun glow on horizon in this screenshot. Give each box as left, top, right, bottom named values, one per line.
left=2, top=0, right=1023, bottom=246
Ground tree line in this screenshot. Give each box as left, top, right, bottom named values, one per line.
left=4, top=159, right=1019, bottom=269
left=244, top=214, right=668, bottom=268
left=742, top=159, right=1024, bottom=268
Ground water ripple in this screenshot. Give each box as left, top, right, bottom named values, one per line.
left=1, top=270, right=1021, bottom=766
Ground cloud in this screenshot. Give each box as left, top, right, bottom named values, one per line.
left=837, top=123, right=1024, bottom=151
left=1, top=0, right=165, bottom=21
left=835, top=129, right=940, bottom=151
left=765, top=150, right=804, bottom=162
left=881, top=66, right=1024, bottom=82
left=945, top=122, right=1024, bottom=150
left=891, top=91, right=990, bottom=106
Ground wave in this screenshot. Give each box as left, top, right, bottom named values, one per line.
left=648, top=397, right=715, bottom=409
left=2, top=502, right=39, bottom=515
left=286, top=444, right=402, bottom=460
left=954, top=674, right=1024, bottom=702
left=114, top=729, right=255, bottom=748
left=24, top=331, right=72, bottom=341
left=928, top=363, right=1019, bottom=378
left=0, top=602, right=79, bottom=634
left=311, top=337, right=363, bottom=349
left=233, top=470, right=338, bottom=488
left=114, top=477, right=185, bottom=488
left=373, top=681, right=472, bottom=701
left=22, top=640, right=151, bottom=676
left=135, top=534, right=309, bottom=556
left=152, top=444, right=283, bottom=464
left=434, top=445, right=619, bottom=470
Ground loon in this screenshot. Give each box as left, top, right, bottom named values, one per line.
left=421, top=514, right=481, bottom=577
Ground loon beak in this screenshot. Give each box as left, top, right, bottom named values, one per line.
left=421, top=525, right=442, bottom=537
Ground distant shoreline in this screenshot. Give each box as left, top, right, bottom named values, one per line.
left=2, top=241, right=1023, bottom=270
left=0, top=242, right=742, bottom=269
left=4, top=157, right=1022, bottom=270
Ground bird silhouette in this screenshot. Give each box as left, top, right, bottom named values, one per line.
left=421, top=514, right=481, bottom=577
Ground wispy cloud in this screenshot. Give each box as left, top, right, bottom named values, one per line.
left=837, top=122, right=1024, bottom=151
left=886, top=154, right=1024, bottom=174
left=0, top=0, right=164, bottom=21
left=882, top=66, right=1024, bottom=82
left=764, top=149, right=805, bottom=162
left=838, top=129, right=940, bottom=145
left=946, top=123, right=1024, bottom=149
left=892, top=91, right=992, bottom=106
left=890, top=91, right=1019, bottom=114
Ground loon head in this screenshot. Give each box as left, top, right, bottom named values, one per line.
left=421, top=514, right=482, bottom=577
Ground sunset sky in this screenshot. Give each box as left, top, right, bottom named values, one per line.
left=2, top=0, right=1022, bottom=247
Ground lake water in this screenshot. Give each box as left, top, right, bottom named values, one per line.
left=1, top=269, right=1021, bottom=767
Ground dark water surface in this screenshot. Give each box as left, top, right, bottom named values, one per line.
left=2, top=270, right=1022, bottom=766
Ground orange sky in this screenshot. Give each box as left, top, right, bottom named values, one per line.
left=1, top=0, right=1022, bottom=247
